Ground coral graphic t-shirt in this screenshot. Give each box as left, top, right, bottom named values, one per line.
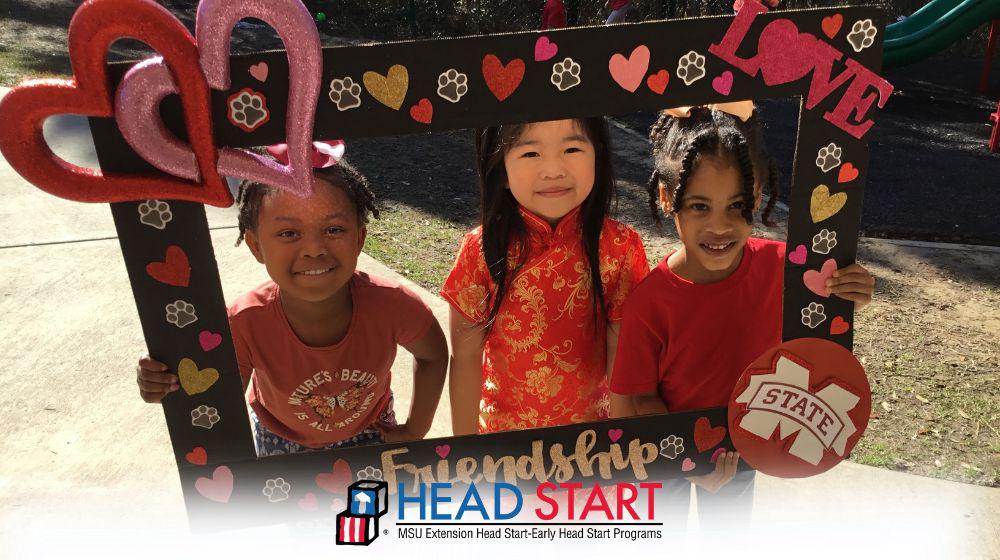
left=441, top=206, right=649, bottom=433
left=611, top=237, right=784, bottom=412
left=228, top=272, right=434, bottom=447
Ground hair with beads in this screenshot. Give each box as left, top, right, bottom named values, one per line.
left=645, top=105, right=779, bottom=227
left=235, top=154, right=379, bottom=246
left=474, top=117, right=617, bottom=333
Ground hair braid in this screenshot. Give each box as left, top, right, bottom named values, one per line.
left=727, top=130, right=757, bottom=224
left=672, top=131, right=716, bottom=213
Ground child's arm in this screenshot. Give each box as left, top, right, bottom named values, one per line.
left=630, top=391, right=669, bottom=415
left=607, top=323, right=638, bottom=417
left=448, top=306, right=486, bottom=436
left=828, top=263, right=876, bottom=310
left=687, top=451, right=741, bottom=493
left=381, top=318, right=449, bottom=443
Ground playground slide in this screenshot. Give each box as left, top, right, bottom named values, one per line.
left=883, top=0, right=1000, bottom=68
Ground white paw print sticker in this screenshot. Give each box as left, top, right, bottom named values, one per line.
left=138, top=200, right=172, bottom=230
left=659, top=435, right=685, bottom=459
left=550, top=57, right=581, bottom=91
left=329, top=77, right=362, bottom=111
left=357, top=466, right=383, bottom=481
left=227, top=88, right=269, bottom=132
left=165, top=300, right=197, bottom=328
left=812, top=229, right=838, bottom=254
left=262, top=477, right=291, bottom=502
left=191, top=405, right=220, bottom=429
left=676, top=51, right=706, bottom=86
left=816, top=143, right=843, bottom=172
left=436, top=69, right=468, bottom=103
left=847, top=19, right=877, bottom=52
left=801, top=302, right=827, bottom=329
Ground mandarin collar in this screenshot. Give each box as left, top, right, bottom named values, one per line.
left=518, top=205, right=583, bottom=242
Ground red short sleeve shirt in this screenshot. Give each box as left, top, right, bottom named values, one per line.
left=610, top=237, right=785, bottom=412
left=441, top=206, right=649, bottom=433
left=229, top=272, right=434, bottom=447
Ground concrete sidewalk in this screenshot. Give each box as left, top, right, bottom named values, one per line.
left=0, top=99, right=997, bottom=557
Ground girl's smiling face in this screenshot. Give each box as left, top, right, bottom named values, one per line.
left=662, top=154, right=759, bottom=283
left=503, top=119, right=596, bottom=226
left=244, top=178, right=365, bottom=304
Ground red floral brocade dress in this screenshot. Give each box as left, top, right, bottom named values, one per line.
left=441, top=206, right=649, bottom=433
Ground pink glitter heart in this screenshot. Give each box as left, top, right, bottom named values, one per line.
left=435, top=444, right=451, bottom=459
left=298, top=492, right=318, bottom=511
left=681, top=458, right=696, bottom=472
left=788, top=244, right=808, bottom=265
left=712, top=70, right=734, bottom=95
left=199, top=330, right=222, bottom=352
left=534, top=36, right=558, bottom=61
left=607, top=428, right=623, bottom=442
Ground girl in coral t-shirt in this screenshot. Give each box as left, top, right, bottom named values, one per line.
left=442, top=118, right=649, bottom=435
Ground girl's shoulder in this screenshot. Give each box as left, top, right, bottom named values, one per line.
left=227, top=280, right=279, bottom=320
left=354, top=271, right=431, bottom=309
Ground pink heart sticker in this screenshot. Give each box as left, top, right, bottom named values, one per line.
left=249, top=61, right=269, bottom=82
left=803, top=258, right=838, bottom=297
left=681, top=458, right=696, bottom=472
left=298, top=492, right=318, bottom=511
left=607, top=428, right=623, bottom=442
left=608, top=45, right=650, bottom=93
left=435, top=444, right=451, bottom=459
left=194, top=465, right=233, bottom=503
left=331, top=497, right=346, bottom=511
left=710, top=448, right=727, bottom=464
left=712, top=70, right=734, bottom=95
left=788, top=244, right=807, bottom=265
left=199, top=330, right=223, bottom=352
left=534, top=36, right=558, bottom=62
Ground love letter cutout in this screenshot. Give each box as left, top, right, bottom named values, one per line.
left=482, top=54, right=525, bottom=101
left=0, top=0, right=230, bottom=207
left=608, top=45, right=650, bottom=93
left=115, top=0, right=322, bottom=198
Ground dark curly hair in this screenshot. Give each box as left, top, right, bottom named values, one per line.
left=646, top=105, right=779, bottom=227
left=234, top=155, right=379, bottom=246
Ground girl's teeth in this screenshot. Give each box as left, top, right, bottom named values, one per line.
left=300, top=268, right=332, bottom=276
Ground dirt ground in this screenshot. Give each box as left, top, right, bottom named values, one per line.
left=1, top=1, right=998, bottom=487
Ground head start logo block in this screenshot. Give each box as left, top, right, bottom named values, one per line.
left=728, top=338, right=871, bottom=478
left=336, top=479, right=388, bottom=546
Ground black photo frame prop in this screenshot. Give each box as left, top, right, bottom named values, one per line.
left=13, top=0, right=892, bottom=530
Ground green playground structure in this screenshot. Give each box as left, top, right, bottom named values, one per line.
left=884, top=0, right=999, bottom=68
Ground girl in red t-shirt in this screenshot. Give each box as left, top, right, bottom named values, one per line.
left=442, top=118, right=649, bottom=435
left=610, top=104, right=875, bottom=525
left=135, top=145, right=448, bottom=456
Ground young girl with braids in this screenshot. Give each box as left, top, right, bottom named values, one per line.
left=135, top=143, right=448, bottom=456
left=610, top=103, right=875, bottom=525
left=443, top=118, right=649, bottom=435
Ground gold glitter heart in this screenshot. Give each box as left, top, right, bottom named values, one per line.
left=362, top=64, right=409, bottom=110
left=178, top=358, right=219, bottom=396
left=810, top=184, right=847, bottom=223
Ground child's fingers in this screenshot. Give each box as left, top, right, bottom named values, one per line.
left=138, top=355, right=168, bottom=372
left=137, top=377, right=178, bottom=393
left=138, top=367, right=178, bottom=385
left=829, top=281, right=874, bottom=297
left=138, top=388, right=171, bottom=403
left=827, top=272, right=874, bottom=289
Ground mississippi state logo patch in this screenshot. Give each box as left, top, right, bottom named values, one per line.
left=728, top=338, right=871, bottom=478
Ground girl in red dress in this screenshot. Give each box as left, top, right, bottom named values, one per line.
left=442, top=118, right=649, bottom=435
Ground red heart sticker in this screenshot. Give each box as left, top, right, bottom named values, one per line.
left=830, top=316, right=850, bottom=335
left=693, top=416, right=727, bottom=452
left=728, top=338, right=871, bottom=478
left=409, top=98, right=433, bottom=124
left=646, top=70, right=669, bottom=95
left=482, top=54, right=525, bottom=102
left=146, top=245, right=190, bottom=287
left=185, top=446, right=208, bottom=465
left=0, top=0, right=231, bottom=207
left=822, top=14, right=844, bottom=39
left=838, top=162, right=859, bottom=183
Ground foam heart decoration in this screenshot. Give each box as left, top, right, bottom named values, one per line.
left=712, top=70, right=734, bottom=95
left=195, top=465, right=233, bottom=503
left=810, top=185, right=848, bottom=223
left=482, top=54, right=525, bottom=102
left=838, top=162, right=859, bottom=183
left=435, top=444, right=451, bottom=459
left=681, top=458, right=696, bottom=472
left=146, top=245, right=190, bottom=287
left=534, top=36, right=558, bottom=62
left=115, top=0, right=322, bottom=198
left=646, top=69, right=669, bottom=94
left=199, top=330, right=223, bottom=352
left=694, top=416, right=726, bottom=452
left=316, top=458, right=352, bottom=494
left=177, top=358, right=220, bottom=396
left=363, top=64, right=409, bottom=110
left=0, top=0, right=230, bottom=207
left=803, top=258, right=838, bottom=297
left=822, top=14, right=844, bottom=38
left=298, top=492, right=318, bottom=511
left=409, top=98, right=433, bottom=124
left=830, top=316, right=850, bottom=335
left=788, top=244, right=808, bottom=265
left=608, top=44, right=650, bottom=93
left=607, top=428, right=623, bottom=442
left=185, top=446, right=208, bottom=465
left=249, top=61, right=269, bottom=82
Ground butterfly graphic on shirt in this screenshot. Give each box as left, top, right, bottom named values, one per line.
left=301, top=376, right=377, bottom=418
